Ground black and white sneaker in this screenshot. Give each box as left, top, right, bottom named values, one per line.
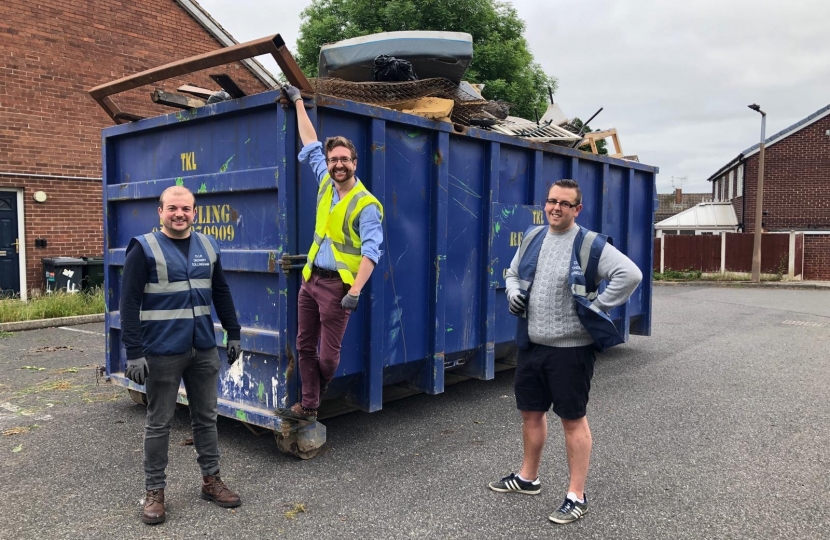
left=487, top=473, right=541, bottom=495
left=549, top=494, right=589, bottom=524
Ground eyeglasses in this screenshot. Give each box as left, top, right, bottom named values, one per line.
left=545, top=198, right=579, bottom=209
left=327, top=157, right=354, bottom=165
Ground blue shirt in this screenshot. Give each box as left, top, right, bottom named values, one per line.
left=298, top=142, right=383, bottom=270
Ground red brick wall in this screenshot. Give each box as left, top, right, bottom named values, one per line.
left=0, top=177, right=102, bottom=291
left=803, top=235, right=830, bottom=280
left=741, top=113, right=830, bottom=233
left=0, top=0, right=269, bottom=290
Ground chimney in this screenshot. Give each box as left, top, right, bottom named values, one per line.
left=675, top=187, right=682, bottom=204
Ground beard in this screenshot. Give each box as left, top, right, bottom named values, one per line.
left=331, top=166, right=354, bottom=183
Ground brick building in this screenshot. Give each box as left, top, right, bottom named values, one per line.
left=706, top=104, right=830, bottom=280
left=654, top=188, right=712, bottom=224
left=0, top=0, right=276, bottom=298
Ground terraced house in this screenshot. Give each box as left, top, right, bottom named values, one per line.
left=0, top=0, right=274, bottom=297
left=706, top=103, right=830, bottom=280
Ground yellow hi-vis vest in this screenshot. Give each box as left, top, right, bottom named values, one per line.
left=302, top=175, right=384, bottom=285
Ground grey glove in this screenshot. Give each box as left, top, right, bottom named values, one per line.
left=508, top=291, right=527, bottom=316
left=341, top=292, right=360, bottom=310
left=126, top=357, right=148, bottom=385
left=226, top=339, right=241, bottom=365
left=281, top=84, right=302, bottom=103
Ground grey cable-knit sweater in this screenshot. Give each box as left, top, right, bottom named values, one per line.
left=504, top=225, right=643, bottom=348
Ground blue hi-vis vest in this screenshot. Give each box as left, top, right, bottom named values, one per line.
left=133, top=231, right=219, bottom=357
left=514, top=225, right=625, bottom=352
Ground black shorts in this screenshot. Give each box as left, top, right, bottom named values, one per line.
left=514, top=343, right=596, bottom=419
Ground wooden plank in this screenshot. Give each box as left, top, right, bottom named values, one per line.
left=209, top=74, right=247, bottom=98
left=150, top=89, right=206, bottom=110
left=177, top=84, right=215, bottom=99
left=654, top=238, right=661, bottom=271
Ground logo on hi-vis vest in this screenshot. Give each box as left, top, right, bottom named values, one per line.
left=192, top=254, right=210, bottom=267
left=570, top=259, right=583, bottom=277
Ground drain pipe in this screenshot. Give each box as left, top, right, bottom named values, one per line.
left=740, top=154, right=746, bottom=232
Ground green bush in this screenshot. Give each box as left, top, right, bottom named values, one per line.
left=653, top=269, right=702, bottom=281
left=0, top=288, right=105, bottom=323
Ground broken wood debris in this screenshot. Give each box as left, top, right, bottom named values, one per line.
left=580, top=128, right=624, bottom=158
left=151, top=89, right=206, bottom=110
left=491, top=116, right=583, bottom=144
left=177, top=84, right=215, bottom=99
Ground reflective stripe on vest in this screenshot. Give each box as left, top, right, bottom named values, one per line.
left=135, top=231, right=217, bottom=356
left=514, top=225, right=624, bottom=352
left=302, top=175, right=384, bottom=285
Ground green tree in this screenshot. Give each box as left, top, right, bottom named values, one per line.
left=295, top=0, right=557, bottom=119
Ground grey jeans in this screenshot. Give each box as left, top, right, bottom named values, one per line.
left=144, top=347, right=221, bottom=490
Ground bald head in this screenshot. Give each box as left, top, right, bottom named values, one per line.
left=159, top=186, right=195, bottom=208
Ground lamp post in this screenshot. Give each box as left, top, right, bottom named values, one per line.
left=748, top=104, right=766, bottom=283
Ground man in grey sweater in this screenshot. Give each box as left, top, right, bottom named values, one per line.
left=488, top=179, right=642, bottom=524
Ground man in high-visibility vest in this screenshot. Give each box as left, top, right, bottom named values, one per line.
left=121, top=186, right=243, bottom=525
left=279, top=85, right=384, bottom=422
left=488, top=179, right=642, bottom=525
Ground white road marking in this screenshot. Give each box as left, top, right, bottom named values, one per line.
left=58, top=327, right=105, bottom=336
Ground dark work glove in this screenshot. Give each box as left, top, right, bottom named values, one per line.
left=508, top=291, right=527, bottom=316
left=126, top=357, right=148, bottom=385
left=341, top=292, right=360, bottom=310
left=281, top=84, right=302, bottom=103
left=226, top=339, right=241, bottom=365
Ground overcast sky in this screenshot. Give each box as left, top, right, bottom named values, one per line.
left=197, top=0, right=830, bottom=194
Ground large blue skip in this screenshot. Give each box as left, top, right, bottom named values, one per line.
left=97, top=43, right=657, bottom=458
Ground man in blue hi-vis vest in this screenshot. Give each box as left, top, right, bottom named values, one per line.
left=120, top=186, right=243, bottom=525
left=488, top=179, right=642, bottom=525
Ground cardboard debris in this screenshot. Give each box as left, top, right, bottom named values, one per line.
left=539, top=103, right=569, bottom=127
left=392, top=97, right=454, bottom=120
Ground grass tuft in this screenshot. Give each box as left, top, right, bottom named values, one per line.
left=284, top=503, right=307, bottom=520
left=654, top=270, right=785, bottom=282
left=0, top=289, right=104, bottom=323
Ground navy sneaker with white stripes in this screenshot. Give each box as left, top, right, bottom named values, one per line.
left=549, top=494, right=589, bottom=524
left=487, top=473, right=541, bottom=495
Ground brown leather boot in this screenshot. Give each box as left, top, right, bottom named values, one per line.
left=142, top=488, right=165, bottom=524
left=201, top=473, right=241, bottom=508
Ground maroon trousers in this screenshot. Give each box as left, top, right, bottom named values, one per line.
left=296, top=273, right=351, bottom=409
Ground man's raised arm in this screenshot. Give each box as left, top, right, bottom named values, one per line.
left=282, top=85, right=318, bottom=147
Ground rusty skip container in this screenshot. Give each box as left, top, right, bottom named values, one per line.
left=95, top=36, right=657, bottom=458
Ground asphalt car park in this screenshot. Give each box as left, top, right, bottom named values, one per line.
left=0, top=286, right=828, bottom=539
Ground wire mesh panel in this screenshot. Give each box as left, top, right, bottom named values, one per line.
left=310, top=77, right=501, bottom=126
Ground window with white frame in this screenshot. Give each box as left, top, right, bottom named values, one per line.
left=714, top=179, right=719, bottom=201
left=728, top=170, right=734, bottom=200
left=737, top=165, right=744, bottom=197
